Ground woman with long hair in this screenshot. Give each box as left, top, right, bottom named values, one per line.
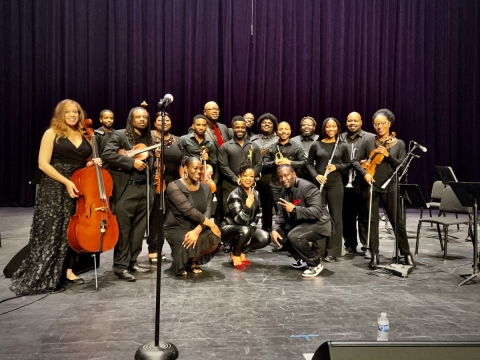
left=164, top=156, right=221, bottom=276
left=220, top=160, right=270, bottom=269
left=10, top=99, right=101, bottom=295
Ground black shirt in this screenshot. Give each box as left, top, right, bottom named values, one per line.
left=180, top=133, right=217, bottom=167
left=218, top=139, right=262, bottom=183
left=307, top=140, right=352, bottom=183
left=151, top=131, right=184, bottom=184
left=264, top=140, right=307, bottom=186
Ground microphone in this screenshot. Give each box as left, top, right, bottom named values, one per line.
left=158, top=94, right=174, bottom=108
left=412, top=141, right=427, bottom=152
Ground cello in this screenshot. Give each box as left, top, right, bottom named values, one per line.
left=67, top=119, right=119, bottom=255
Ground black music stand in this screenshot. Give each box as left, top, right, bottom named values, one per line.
left=436, top=166, right=458, bottom=185
left=448, top=182, right=480, bottom=286
left=399, top=184, right=428, bottom=239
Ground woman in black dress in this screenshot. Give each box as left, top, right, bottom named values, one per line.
left=307, top=117, right=366, bottom=262
left=146, top=112, right=184, bottom=264
left=220, top=161, right=270, bottom=270
left=164, top=156, right=221, bottom=275
left=362, top=109, right=415, bottom=269
left=10, top=99, right=101, bottom=295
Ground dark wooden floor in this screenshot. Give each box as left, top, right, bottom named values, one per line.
left=1, top=207, right=480, bottom=360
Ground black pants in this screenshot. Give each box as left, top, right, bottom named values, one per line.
left=113, top=184, right=154, bottom=271
left=343, top=180, right=368, bottom=249
left=277, top=223, right=327, bottom=267
left=146, top=193, right=166, bottom=254
left=257, top=176, right=274, bottom=231
left=321, top=178, right=344, bottom=257
left=220, top=225, right=270, bottom=256
left=221, top=180, right=238, bottom=218
left=366, top=189, right=411, bottom=256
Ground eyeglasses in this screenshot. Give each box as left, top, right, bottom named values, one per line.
left=373, top=121, right=389, bottom=128
left=205, top=108, right=219, bottom=112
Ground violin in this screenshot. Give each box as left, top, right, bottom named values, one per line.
left=67, top=119, right=119, bottom=253
left=200, top=146, right=217, bottom=193
left=361, top=132, right=396, bottom=177
left=118, top=143, right=162, bottom=160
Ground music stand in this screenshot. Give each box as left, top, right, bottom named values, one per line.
left=399, top=184, right=428, bottom=239
left=436, top=166, right=458, bottom=185
left=448, top=182, right=480, bottom=286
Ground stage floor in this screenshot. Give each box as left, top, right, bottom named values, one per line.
left=1, top=207, right=480, bottom=360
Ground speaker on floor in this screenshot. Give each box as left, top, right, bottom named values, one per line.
left=313, top=341, right=480, bottom=360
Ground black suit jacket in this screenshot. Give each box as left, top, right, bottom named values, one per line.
left=101, top=129, right=154, bottom=202
left=273, top=177, right=332, bottom=237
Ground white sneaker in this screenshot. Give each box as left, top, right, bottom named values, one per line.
left=302, top=263, right=324, bottom=278
left=364, top=248, right=372, bottom=259
left=291, top=259, right=307, bottom=269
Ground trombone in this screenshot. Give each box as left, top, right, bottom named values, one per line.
left=345, top=146, right=358, bottom=188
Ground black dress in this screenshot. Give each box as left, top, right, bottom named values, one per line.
left=10, top=136, right=92, bottom=295
left=164, top=180, right=220, bottom=275
left=146, top=133, right=184, bottom=254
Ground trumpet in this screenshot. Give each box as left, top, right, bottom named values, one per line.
left=345, top=146, right=358, bottom=188
left=247, top=145, right=253, bottom=163
left=275, top=145, right=284, bottom=161
left=319, top=137, right=339, bottom=193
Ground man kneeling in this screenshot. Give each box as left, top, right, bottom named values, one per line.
left=271, top=165, right=332, bottom=277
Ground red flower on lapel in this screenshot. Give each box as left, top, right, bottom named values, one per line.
left=292, top=199, right=301, bottom=206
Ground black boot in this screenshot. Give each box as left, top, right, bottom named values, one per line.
left=404, top=254, right=416, bottom=267
left=369, top=254, right=379, bottom=269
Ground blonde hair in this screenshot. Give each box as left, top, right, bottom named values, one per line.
left=50, top=99, right=86, bottom=140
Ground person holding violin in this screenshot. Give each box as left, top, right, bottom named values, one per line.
left=146, top=112, right=185, bottom=264
left=10, top=99, right=102, bottom=295
left=218, top=116, right=262, bottom=227
left=307, top=117, right=369, bottom=262
left=101, top=107, right=155, bottom=282
left=361, top=109, right=415, bottom=269
left=220, top=160, right=270, bottom=269
left=164, top=156, right=221, bottom=276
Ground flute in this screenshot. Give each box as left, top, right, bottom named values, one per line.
left=319, top=137, right=339, bottom=193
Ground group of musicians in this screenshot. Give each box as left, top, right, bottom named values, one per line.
left=9, top=99, right=415, bottom=295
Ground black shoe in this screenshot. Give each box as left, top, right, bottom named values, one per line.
left=404, top=254, right=416, bottom=267
left=223, top=245, right=232, bottom=253
left=65, top=277, right=85, bottom=285
left=129, top=264, right=151, bottom=273
left=369, top=254, right=380, bottom=269
left=344, top=246, right=357, bottom=255
left=115, top=270, right=136, bottom=281
left=324, top=256, right=336, bottom=263
left=272, top=245, right=286, bottom=252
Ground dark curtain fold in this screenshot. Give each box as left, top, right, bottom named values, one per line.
left=1, top=0, right=479, bottom=206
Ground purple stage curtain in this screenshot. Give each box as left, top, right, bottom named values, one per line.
left=1, top=0, right=479, bottom=206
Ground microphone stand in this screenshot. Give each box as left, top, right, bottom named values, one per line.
left=135, top=105, right=178, bottom=360
left=377, top=145, right=420, bottom=277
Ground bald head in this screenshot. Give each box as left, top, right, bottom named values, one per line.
left=204, top=101, right=220, bottom=122
left=346, top=111, right=363, bottom=135
left=244, top=113, right=255, bottom=129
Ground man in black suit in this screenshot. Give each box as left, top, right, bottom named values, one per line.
left=271, top=165, right=332, bottom=277
left=203, top=101, right=232, bottom=223
left=102, top=107, right=155, bottom=281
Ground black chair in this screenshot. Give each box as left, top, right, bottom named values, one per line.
left=415, top=186, right=473, bottom=261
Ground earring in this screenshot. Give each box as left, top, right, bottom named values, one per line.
left=183, top=170, right=188, bottom=180
left=251, top=181, right=256, bottom=189
left=237, top=179, right=241, bottom=185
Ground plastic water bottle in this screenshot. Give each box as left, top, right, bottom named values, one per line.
left=377, top=312, right=389, bottom=341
